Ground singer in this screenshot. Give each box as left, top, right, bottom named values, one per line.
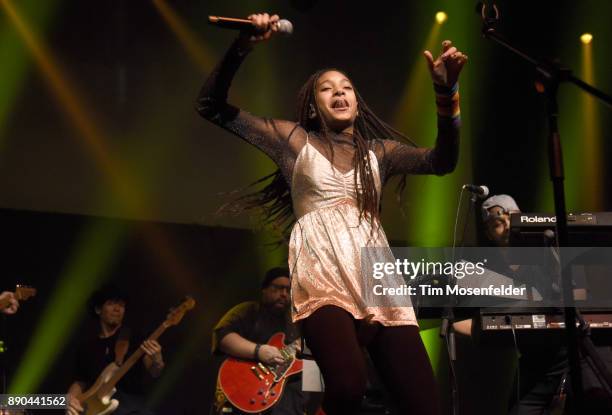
left=196, top=12, right=466, bottom=415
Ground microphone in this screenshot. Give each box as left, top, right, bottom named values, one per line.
left=462, top=184, right=489, bottom=198
left=208, top=16, right=293, bottom=35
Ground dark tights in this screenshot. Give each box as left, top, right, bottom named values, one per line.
left=302, top=305, right=440, bottom=415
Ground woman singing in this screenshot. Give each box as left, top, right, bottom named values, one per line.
left=197, top=13, right=466, bottom=415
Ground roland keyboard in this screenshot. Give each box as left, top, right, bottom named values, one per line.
left=480, top=309, right=612, bottom=331
left=510, top=212, right=612, bottom=245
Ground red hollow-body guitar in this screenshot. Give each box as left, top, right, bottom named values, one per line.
left=218, top=333, right=303, bottom=413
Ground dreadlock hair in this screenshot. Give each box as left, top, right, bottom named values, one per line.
left=220, top=68, right=419, bottom=240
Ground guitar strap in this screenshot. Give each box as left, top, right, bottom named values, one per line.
left=114, top=327, right=131, bottom=365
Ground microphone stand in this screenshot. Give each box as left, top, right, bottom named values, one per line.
left=441, top=190, right=478, bottom=415
left=439, top=299, right=457, bottom=415
left=477, top=3, right=612, bottom=408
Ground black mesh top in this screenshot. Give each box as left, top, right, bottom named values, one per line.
left=195, top=38, right=460, bottom=189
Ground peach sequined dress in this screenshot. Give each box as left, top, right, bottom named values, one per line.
left=288, top=137, right=417, bottom=326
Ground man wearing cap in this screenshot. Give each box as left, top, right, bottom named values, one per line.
left=453, top=194, right=524, bottom=334
left=451, top=195, right=522, bottom=414
left=455, top=195, right=612, bottom=413
left=481, top=194, right=521, bottom=246
left=481, top=195, right=612, bottom=413
left=66, top=284, right=164, bottom=415
left=211, top=267, right=304, bottom=414
left=477, top=195, right=568, bottom=413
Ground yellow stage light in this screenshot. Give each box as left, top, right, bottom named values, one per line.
left=580, top=33, right=593, bottom=45
left=435, top=11, right=447, bottom=25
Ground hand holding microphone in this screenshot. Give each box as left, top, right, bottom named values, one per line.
left=208, top=13, right=293, bottom=45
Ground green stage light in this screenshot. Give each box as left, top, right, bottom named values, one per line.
left=0, top=0, right=59, bottom=147
left=9, top=220, right=128, bottom=393
left=420, top=324, right=443, bottom=374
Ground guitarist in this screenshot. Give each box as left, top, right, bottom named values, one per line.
left=0, top=291, right=19, bottom=315
left=66, top=284, right=165, bottom=415
left=212, top=267, right=305, bottom=415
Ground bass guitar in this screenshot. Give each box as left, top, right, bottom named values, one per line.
left=78, top=296, right=195, bottom=415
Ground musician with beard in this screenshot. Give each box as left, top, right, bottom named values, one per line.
left=211, top=267, right=304, bottom=415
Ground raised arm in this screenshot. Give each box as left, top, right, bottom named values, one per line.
left=195, top=14, right=301, bottom=166
left=380, top=40, right=465, bottom=180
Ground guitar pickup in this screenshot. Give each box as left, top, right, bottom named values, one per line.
left=250, top=366, right=264, bottom=380
left=258, top=362, right=270, bottom=374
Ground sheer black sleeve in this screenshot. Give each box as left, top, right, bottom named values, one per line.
left=195, top=38, right=302, bottom=176
left=377, top=83, right=460, bottom=182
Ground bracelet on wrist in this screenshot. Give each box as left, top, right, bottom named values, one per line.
left=434, top=82, right=459, bottom=96
left=254, top=343, right=262, bottom=360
